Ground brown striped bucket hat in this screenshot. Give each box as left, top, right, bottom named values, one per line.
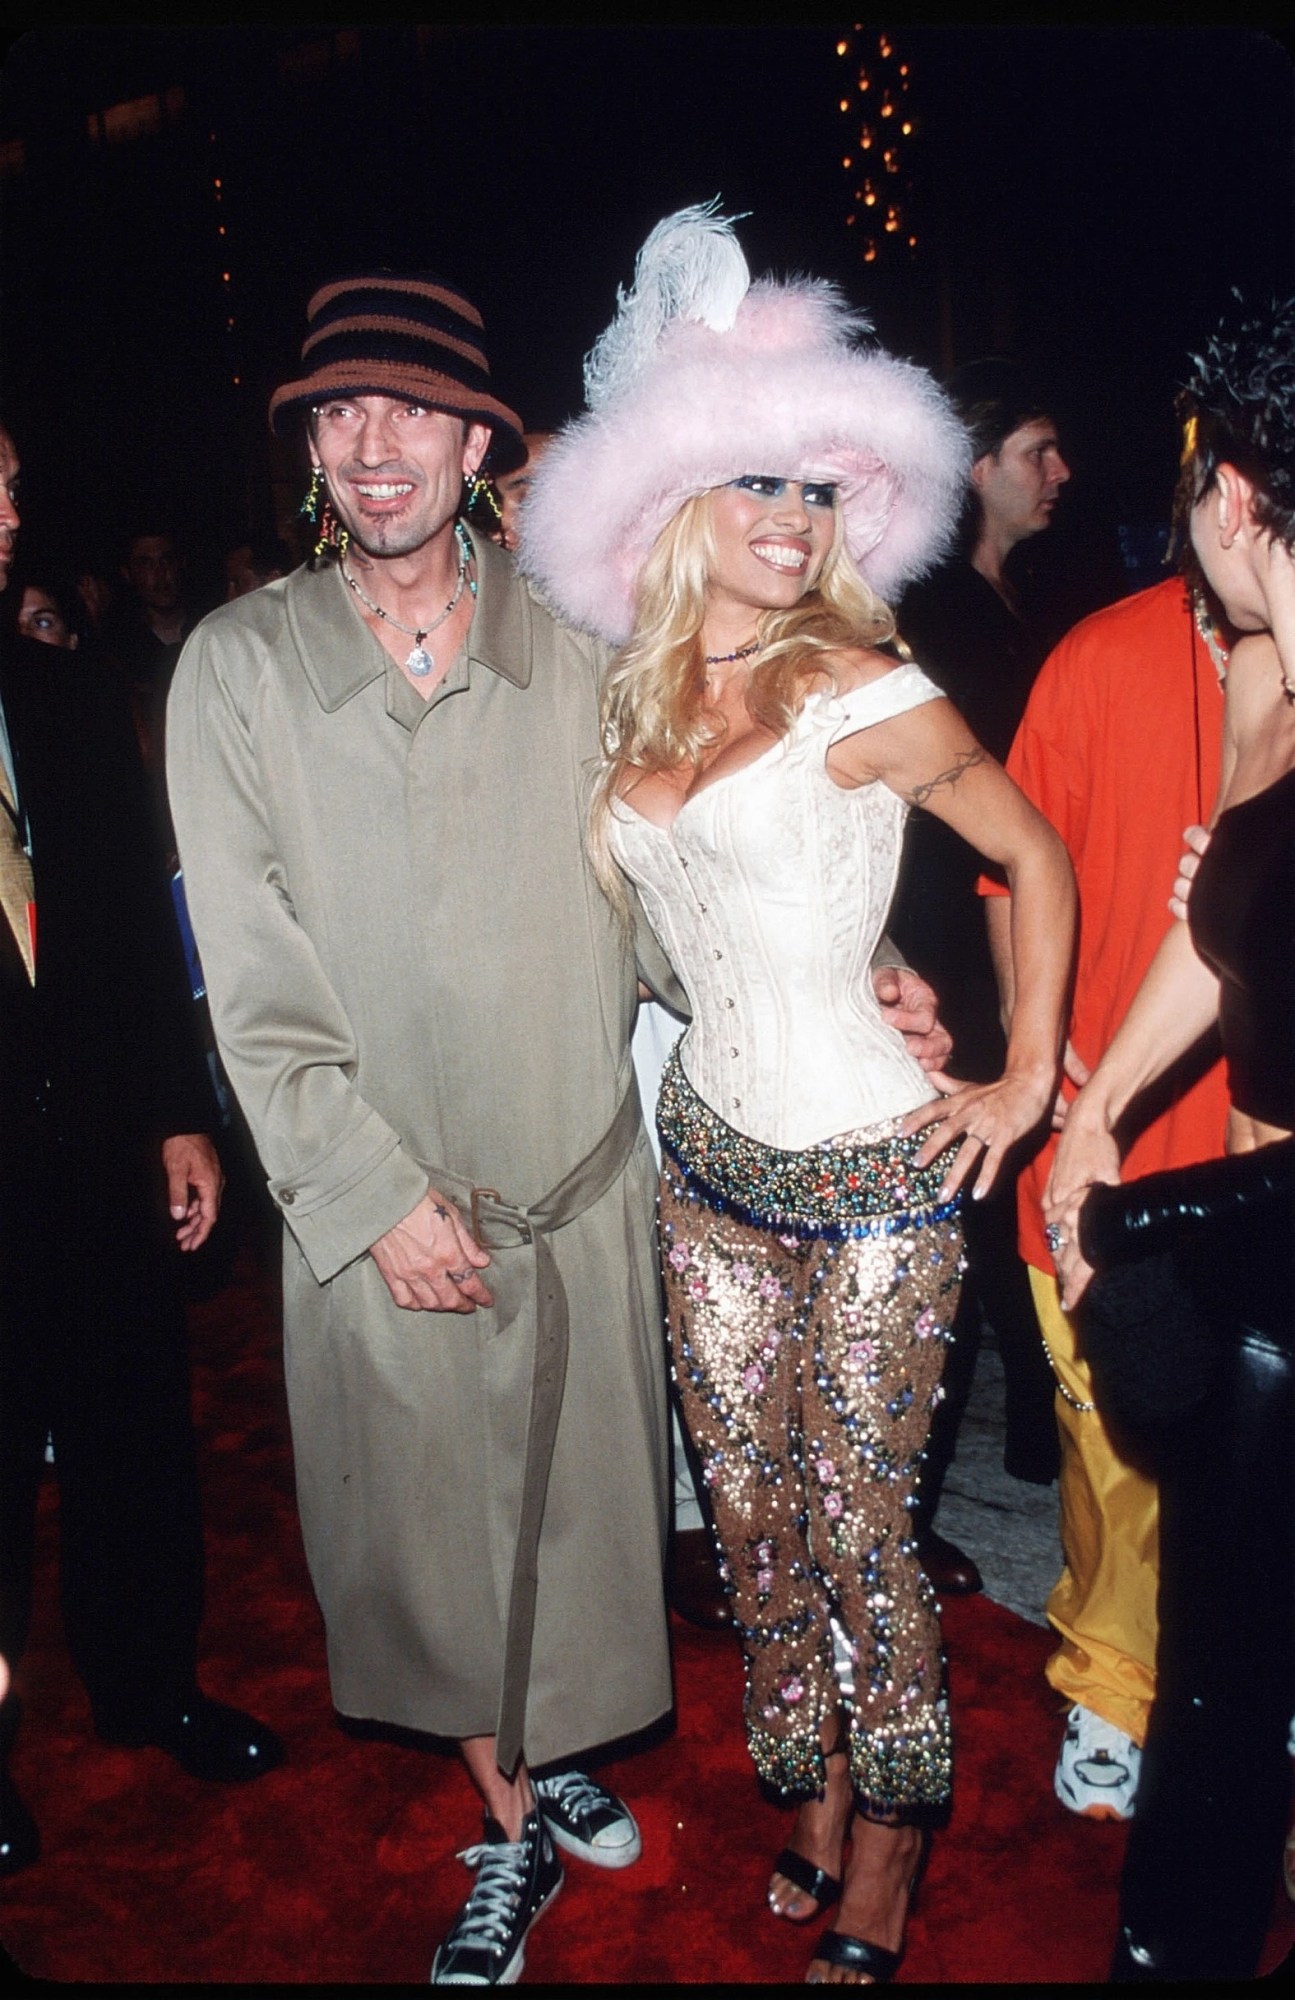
left=269, top=269, right=526, bottom=470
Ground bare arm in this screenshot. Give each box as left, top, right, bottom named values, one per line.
left=1044, top=917, right=1222, bottom=1306
left=833, top=683, right=1076, bottom=1200
left=985, top=891, right=1016, bottom=1032
left=1049, top=917, right=1222, bottom=1197
left=987, top=891, right=1090, bottom=1128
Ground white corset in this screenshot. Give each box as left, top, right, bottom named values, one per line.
left=611, top=663, right=946, bottom=1149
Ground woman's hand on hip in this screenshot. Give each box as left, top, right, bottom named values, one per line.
left=902, top=1065, right=1054, bottom=1202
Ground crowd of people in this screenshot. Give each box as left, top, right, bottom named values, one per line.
left=0, top=206, right=1290, bottom=1987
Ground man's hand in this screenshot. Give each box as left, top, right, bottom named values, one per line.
left=162, top=1133, right=225, bottom=1252
left=369, top=1190, right=494, bottom=1314
left=1168, top=824, right=1211, bottom=922
left=873, top=963, right=954, bottom=1074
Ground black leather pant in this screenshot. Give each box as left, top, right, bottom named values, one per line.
left=1081, top=1141, right=1295, bottom=1981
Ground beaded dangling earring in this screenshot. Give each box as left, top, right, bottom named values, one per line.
left=456, top=517, right=479, bottom=600
left=301, top=463, right=325, bottom=526
left=314, top=503, right=349, bottom=561
left=301, top=466, right=348, bottom=561
left=463, top=470, right=503, bottom=528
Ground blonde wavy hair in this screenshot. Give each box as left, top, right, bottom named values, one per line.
left=589, top=487, right=898, bottom=912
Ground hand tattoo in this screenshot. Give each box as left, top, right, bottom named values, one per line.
left=905, top=746, right=988, bottom=808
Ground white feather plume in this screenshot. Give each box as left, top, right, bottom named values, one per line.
left=582, top=199, right=751, bottom=412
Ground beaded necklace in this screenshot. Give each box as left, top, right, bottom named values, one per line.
left=342, top=521, right=476, bottom=678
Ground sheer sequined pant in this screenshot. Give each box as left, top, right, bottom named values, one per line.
left=659, top=1156, right=962, bottom=1821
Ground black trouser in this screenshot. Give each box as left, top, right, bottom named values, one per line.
left=1087, top=1155, right=1295, bottom=1982
left=0, top=1127, right=205, bottom=1747
left=1114, top=1314, right=1294, bottom=1980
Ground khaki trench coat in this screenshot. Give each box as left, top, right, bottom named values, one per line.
left=166, top=536, right=674, bottom=1766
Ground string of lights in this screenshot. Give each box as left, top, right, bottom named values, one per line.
left=835, top=26, right=918, bottom=267
left=209, top=127, right=240, bottom=389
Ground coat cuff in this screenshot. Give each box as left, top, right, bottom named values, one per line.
left=269, top=1128, right=430, bottom=1285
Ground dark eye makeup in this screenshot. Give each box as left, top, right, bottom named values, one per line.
left=732, top=475, right=838, bottom=508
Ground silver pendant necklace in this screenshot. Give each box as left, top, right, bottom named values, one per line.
left=341, top=521, right=475, bottom=678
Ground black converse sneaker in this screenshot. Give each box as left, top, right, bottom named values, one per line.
left=532, top=1769, right=642, bottom=1869
left=430, top=1807, right=563, bottom=1985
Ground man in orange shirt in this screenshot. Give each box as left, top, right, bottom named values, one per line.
left=982, top=575, right=1229, bottom=1820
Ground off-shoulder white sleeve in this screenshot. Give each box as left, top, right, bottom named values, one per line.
left=825, top=662, right=946, bottom=745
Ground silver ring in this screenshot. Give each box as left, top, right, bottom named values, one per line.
left=447, top=1268, right=471, bottom=1283
left=1045, top=1223, right=1066, bottom=1254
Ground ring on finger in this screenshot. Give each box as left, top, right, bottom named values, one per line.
left=447, top=1268, right=471, bottom=1283
left=1044, top=1222, right=1067, bottom=1254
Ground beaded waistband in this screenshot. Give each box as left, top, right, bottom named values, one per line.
left=656, top=1045, right=960, bottom=1240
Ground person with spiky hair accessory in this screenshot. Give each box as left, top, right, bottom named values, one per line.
left=1048, top=294, right=1295, bottom=1981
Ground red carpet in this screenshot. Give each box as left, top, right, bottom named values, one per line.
left=2, top=1239, right=1292, bottom=1984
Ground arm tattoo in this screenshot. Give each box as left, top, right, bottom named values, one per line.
left=904, top=746, right=988, bottom=808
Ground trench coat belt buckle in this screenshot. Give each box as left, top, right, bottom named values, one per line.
left=469, top=1186, right=531, bottom=1249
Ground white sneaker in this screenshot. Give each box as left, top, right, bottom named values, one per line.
left=1054, top=1704, right=1140, bottom=1821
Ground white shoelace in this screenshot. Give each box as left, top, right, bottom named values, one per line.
left=448, top=1840, right=527, bottom=1954
left=536, top=1770, right=608, bottom=1818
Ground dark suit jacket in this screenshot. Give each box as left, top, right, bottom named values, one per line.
left=0, top=632, right=212, bottom=1225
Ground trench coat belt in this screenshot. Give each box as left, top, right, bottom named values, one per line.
left=424, top=1077, right=644, bottom=1774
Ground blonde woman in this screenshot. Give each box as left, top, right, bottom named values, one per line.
left=523, top=208, right=1076, bottom=1985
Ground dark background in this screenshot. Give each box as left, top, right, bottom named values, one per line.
left=1, top=19, right=1292, bottom=610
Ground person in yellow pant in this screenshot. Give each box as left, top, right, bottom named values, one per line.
left=983, top=576, right=1231, bottom=1817
left=1029, top=1270, right=1158, bottom=1779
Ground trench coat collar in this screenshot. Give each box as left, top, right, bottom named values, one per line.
left=286, top=527, right=533, bottom=715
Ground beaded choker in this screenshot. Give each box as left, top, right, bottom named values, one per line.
left=703, top=639, right=760, bottom=667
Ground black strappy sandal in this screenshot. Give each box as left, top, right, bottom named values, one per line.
left=770, top=1846, right=844, bottom=1922
left=768, top=1730, right=849, bottom=1923
left=805, top=1828, right=928, bottom=1984
left=807, top=1930, right=901, bottom=1984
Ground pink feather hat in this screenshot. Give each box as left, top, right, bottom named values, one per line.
left=519, top=204, right=971, bottom=646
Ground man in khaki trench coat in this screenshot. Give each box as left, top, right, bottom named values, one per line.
left=168, top=270, right=952, bottom=1984
left=168, top=272, right=683, bottom=1984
